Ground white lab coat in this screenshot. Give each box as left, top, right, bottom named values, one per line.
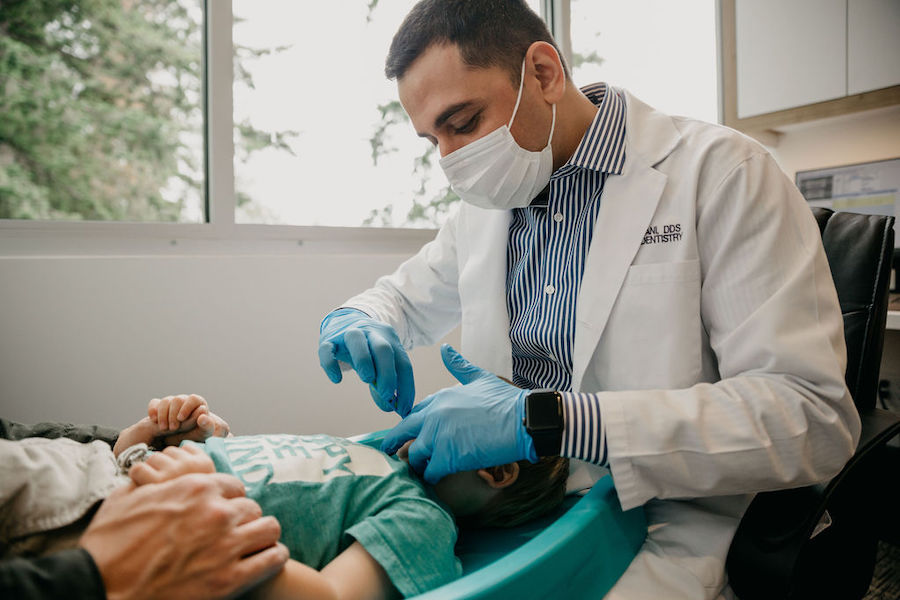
left=345, top=89, right=860, bottom=598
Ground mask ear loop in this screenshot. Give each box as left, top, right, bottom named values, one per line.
left=546, top=104, right=557, bottom=146
left=508, top=58, right=528, bottom=128
left=509, top=56, right=558, bottom=148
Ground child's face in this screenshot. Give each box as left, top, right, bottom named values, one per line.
left=395, top=440, right=515, bottom=517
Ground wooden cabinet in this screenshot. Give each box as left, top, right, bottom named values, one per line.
left=721, top=0, right=900, bottom=136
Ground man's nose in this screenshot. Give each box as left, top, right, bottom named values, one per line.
left=438, top=138, right=465, bottom=158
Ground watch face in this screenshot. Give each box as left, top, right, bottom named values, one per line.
left=527, top=392, right=562, bottom=431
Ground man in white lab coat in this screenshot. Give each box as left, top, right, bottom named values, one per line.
left=317, top=1, right=860, bottom=597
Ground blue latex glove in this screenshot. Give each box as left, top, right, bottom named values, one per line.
left=318, top=308, right=415, bottom=417
left=381, top=344, right=537, bottom=484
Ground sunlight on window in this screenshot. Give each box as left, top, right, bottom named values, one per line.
left=569, top=0, right=719, bottom=124
left=0, top=0, right=205, bottom=222
left=232, top=0, right=546, bottom=228
left=233, top=1, right=453, bottom=228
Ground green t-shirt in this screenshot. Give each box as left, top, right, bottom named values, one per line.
left=194, top=434, right=461, bottom=597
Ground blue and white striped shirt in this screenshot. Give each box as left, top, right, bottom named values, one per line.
left=507, top=82, right=626, bottom=466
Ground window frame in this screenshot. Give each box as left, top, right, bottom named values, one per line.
left=0, top=1, right=561, bottom=255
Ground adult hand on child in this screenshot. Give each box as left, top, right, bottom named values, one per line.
left=129, top=443, right=216, bottom=486
left=80, top=473, right=287, bottom=599
left=381, top=344, right=536, bottom=484
left=318, top=308, right=415, bottom=416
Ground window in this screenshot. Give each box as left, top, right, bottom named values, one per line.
left=0, top=0, right=205, bottom=222
left=232, top=0, right=542, bottom=228
left=569, top=0, right=719, bottom=123
left=1, top=0, right=717, bottom=232
left=232, top=0, right=445, bottom=228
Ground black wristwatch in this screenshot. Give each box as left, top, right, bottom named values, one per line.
left=523, top=389, right=564, bottom=457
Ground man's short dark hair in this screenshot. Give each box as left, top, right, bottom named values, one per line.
left=385, top=0, right=569, bottom=85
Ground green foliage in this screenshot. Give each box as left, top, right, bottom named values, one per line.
left=369, top=100, right=406, bottom=166
left=0, top=0, right=289, bottom=222
left=571, top=49, right=604, bottom=70
left=361, top=0, right=459, bottom=228
left=234, top=119, right=295, bottom=163
left=364, top=99, right=460, bottom=228
left=365, top=0, right=380, bottom=23
left=570, top=0, right=605, bottom=72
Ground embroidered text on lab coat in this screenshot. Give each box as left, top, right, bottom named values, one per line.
left=642, top=223, right=682, bottom=245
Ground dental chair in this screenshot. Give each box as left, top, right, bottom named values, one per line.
left=351, top=432, right=647, bottom=599
left=727, top=208, right=900, bottom=600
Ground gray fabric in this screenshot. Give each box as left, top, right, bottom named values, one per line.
left=0, top=418, right=118, bottom=446
left=0, top=437, right=128, bottom=542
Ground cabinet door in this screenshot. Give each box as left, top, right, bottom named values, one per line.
left=848, top=0, right=900, bottom=95
left=736, top=0, right=846, bottom=118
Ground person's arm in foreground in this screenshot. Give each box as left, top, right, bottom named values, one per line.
left=131, top=445, right=399, bottom=600
left=0, top=450, right=286, bottom=600
left=1, top=395, right=286, bottom=600
left=83, top=472, right=287, bottom=600
left=0, top=549, right=108, bottom=600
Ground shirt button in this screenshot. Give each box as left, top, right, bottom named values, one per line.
left=553, top=212, right=564, bottom=223
left=544, top=284, right=556, bottom=295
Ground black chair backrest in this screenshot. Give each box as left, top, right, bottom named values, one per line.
left=811, top=207, right=895, bottom=410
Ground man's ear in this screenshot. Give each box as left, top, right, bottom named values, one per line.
left=525, top=41, right=566, bottom=104
left=477, top=462, right=520, bottom=489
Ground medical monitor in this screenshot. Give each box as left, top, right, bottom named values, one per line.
left=796, top=157, right=900, bottom=251
left=796, top=157, right=900, bottom=292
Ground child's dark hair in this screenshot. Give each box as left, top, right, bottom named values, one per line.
left=470, top=456, right=570, bottom=528
left=385, top=0, right=570, bottom=86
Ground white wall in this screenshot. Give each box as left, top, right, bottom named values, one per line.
left=764, top=105, right=900, bottom=179
left=0, top=249, right=459, bottom=437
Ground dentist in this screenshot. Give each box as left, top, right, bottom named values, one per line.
left=317, top=1, right=859, bottom=598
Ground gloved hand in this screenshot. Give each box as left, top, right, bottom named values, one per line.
left=318, top=308, right=415, bottom=416
left=381, top=344, right=536, bottom=484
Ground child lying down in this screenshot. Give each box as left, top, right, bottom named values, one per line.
left=1, top=394, right=569, bottom=599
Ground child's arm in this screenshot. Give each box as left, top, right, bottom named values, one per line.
left=252, top=542, right=399, bottom=600
left=113, top=416, right=160, bottom=456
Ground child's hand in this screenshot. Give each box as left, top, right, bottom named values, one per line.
left=149, top=393, right=209, bottom=432
left=129, top=444, right=217, bottom=486
left=114, top=394, right=231, bottom=458
left=148, top=394, right=231, bottom=444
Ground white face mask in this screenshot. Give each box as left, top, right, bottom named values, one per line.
left=438, top=59, right=557, bottom=211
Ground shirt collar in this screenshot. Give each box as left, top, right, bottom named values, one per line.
left=561, top=82, right=627, bottom=175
